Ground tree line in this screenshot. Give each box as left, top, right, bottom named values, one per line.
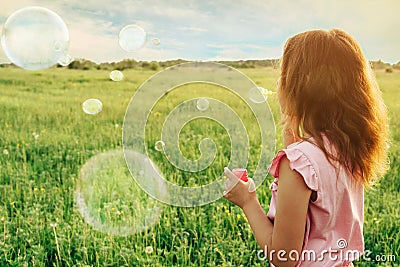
left=0, top=58, right=398, bottom=71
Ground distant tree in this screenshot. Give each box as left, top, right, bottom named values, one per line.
left=149, top=61, right=159, bottom=71
left=215, top=59, right=280, bottom=69
left=159, top=59, right=189, bottom=68
left=67, top=59, right=97, bottom=70
left=117, top=59, right=138, bottom=70
left=141, top=61, right=150, bottom=69
left=0, top=63, right=17, bottom=68
left=370, top=60, right=391, bottom=70
left=385, top=67, right=393, bottom=73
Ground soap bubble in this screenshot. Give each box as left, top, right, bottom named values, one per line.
left=82, top=99, right=102, bottom=115
left=75, top=149, right=164, bottom=236
left=248, top=86, right=267, bottom=103
left=53, top=40, right=62, bottom=51
left=196, top=98, right=209, bottom=111
left=109, top=70, right=124, bottom=82
left=1, top=6, right=69, bottom=70
left=58, top=54, right=73, bottom=66
left=152, top=38, right=160, bottom=46
left=248, top=86, right=270, bottom=103
left=118, top=25, right=146, bottom=52
left=154, top=140, right=165, bottom=152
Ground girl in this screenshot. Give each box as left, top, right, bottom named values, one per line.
left=224, top=29, right=389, bottom=267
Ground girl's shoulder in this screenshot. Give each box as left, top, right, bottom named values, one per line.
left=286, top=136, right=334, bottom=165
left=284, top=139, right=326, bottom=163
left=269, top=138, right=335, bottom=191
left=287, top=137, right=323, bottom=151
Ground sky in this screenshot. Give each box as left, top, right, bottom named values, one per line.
left=0, top=0, right=399, bottom=64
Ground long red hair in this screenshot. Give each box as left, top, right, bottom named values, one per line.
left=278, top=29, right=389, bottom=185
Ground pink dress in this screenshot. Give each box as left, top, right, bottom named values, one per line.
left=267, top=139, right=364, bottom=267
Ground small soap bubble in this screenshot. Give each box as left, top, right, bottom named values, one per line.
left=118, top=25, right=146, bottom=52
left=196, top=98, right=209, bottom=111
left=1, top=6, right=70, bottom=70
left=82, top=99, right=102, bottom=115
left=261, top=88, right=276, bottom=98
left=152, top=38, right=160, bottom=46
left=249, top=86, right=267, bottom=103
left=154, top=140, right=165, bottom=152
left=53, top=40, right=62, bottom=51
left=58, top=54, right=73, bottom=66
left=109, top=70, right=124, bottom=82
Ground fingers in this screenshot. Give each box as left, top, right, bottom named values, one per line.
left=224, top=167, right=240, bottom=182
left=248, top=178, right=256, bottom=192
left=223, top=167, right=256, bottom=195
left=223, top=167, right=240, bottom=196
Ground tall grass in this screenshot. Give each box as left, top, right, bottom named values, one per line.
left=0, top=67, right=398, bottom=266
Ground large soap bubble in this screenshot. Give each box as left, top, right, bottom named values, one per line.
left=1, top=6, right=70, bottom=70
left=75, top=149, right=165, bottom=236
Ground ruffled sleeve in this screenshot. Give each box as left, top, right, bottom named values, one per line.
left=268, top=143, right=319, bottom=191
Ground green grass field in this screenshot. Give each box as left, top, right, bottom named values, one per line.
left=0, top=66, right=398, bottom=266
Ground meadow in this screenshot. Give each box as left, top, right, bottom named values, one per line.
left=0, top=65, right=399, bottom=266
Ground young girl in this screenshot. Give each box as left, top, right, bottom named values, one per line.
left=224, top=29, right=389, bottom=267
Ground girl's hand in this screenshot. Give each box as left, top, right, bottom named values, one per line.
left=223, top=167, right=257, bottom=209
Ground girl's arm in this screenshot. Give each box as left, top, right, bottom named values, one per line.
left=224, top=157, right=311, bottom=267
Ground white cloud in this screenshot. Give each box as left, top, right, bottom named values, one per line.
left=178, top=27, right=208, bottom=34
left=0, top=0, right=36, bottom=18
left=66, top=14, right=179, bottom=62
left=0, top=0, right=399, bottom=64
left=205, top=43, right=283, bottom=61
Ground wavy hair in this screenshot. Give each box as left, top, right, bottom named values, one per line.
left=278, top=29, right=389, bottom=186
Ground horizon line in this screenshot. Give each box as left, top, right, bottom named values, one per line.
left=0, top=57, right=398, bottom=65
